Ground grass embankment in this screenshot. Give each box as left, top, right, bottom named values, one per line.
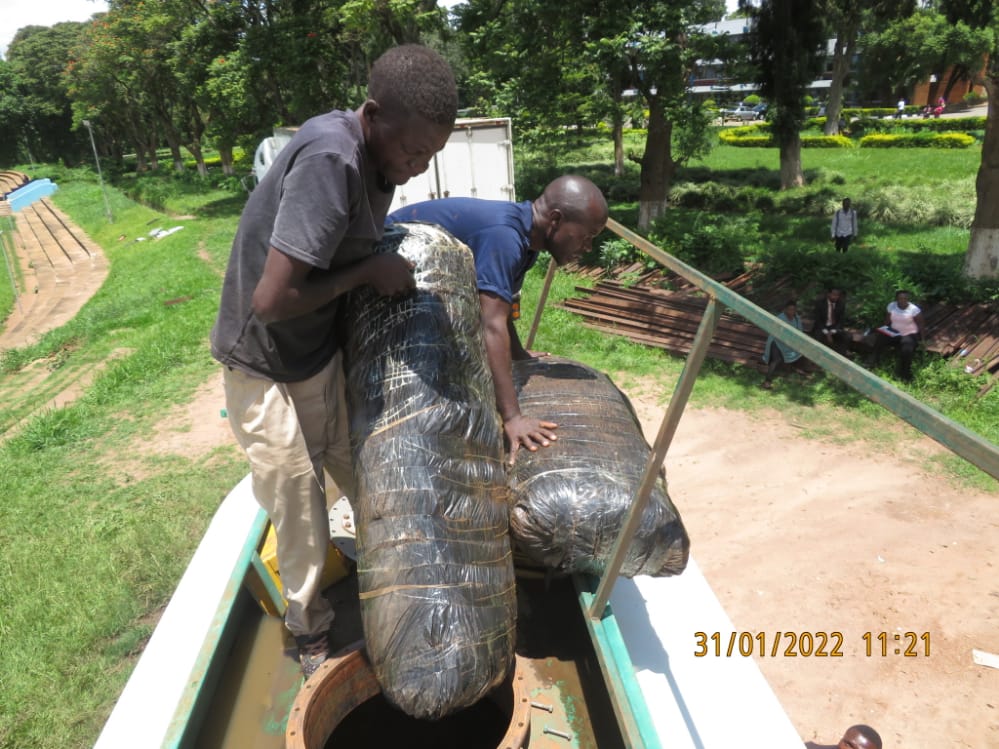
left=0, top=169, right=247, bottom=748
left=0, top=137, right=997, bottom=747
left=0, top=212, right=24, bottom=323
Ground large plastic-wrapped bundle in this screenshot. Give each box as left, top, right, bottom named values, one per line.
left=508, top=356, right=689, bottom=578
left=342, top=223, right=516, bottom=719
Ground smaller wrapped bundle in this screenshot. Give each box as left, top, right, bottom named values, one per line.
left=343, top=223, right=516, bottom=719
left=508, top=356, right=689, bottom=577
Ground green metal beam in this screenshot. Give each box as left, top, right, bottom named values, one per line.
left=589, top=298, right=722, bottom=619
left=165, top=507, right=273, bottom=749
left=575, top=575, right=661, bottom=749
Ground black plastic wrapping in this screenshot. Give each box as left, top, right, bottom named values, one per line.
left=508, top=356, right=690, bottom=578
left=342, top=223, right=516, bottom=719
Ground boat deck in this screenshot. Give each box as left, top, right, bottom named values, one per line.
left=95, top=476, right=804, bottom=748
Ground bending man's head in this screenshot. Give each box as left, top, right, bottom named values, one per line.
left=838, top=724, right=882, bottom=749
left=532, top=175, right=609, bottom=265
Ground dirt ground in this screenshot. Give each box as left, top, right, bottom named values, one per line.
left=626, top=397, right=999, bottom=749
left=162, top=375, right=999, bottom=748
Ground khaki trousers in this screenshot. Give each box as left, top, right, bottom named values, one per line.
left=223, top=352, right=355, bottom=637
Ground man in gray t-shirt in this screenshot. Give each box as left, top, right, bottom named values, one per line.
left=210, top=44, right=457, bottom=679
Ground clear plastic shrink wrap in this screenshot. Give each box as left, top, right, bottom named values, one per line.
left=342, top=223, right=516, bottom=720
left=508, top=356, right=690, bottom=578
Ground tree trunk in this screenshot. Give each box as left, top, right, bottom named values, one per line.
left=188, top=141, right=207, bottom=176
left=219, top=145, right=235, bottom=177
left=779, top=130, right=804, bottom=189
left=823, top=27, right=857, bottom=136
left=147, top=140, right=160, bottom=170
left=133, top=143, right=148, bottom=173
left=637, top=101, right=675, bottom=230
left=611, top=78, right=625, bottom=177
left=166, top=138, right=185, bottom=172
left=613, top=116, right=624, bottom=177
left=964, top=75, right=999, bottom=279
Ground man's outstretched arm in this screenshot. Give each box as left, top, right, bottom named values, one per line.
left=479, top=291, right=558, bottom=464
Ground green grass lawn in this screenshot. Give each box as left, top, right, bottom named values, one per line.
left=0, top=134, right=997, bottom=748
left=686, top=140, right=983, bottom=183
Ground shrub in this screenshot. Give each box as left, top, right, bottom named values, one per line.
left=921, top=116, right=986, bottom=132
left=719, top=131, right=852, bottom=149
left=720, top=135, right=772, bottom=147
left=669, top=181, right=738, bottom=210
left=843, top=107, right=895, bottom=119
left=649, top=211, right=759, bottom=276
left=800, top=135, right=855, bottom=148
left=851, top=116, right=984, bottom=137
left=858, top=133, right=975, bottom=148
left=599, top=237, right=640, bottom=268
left=740, top=186, right=777, bottom=211
left=808, top=166, right=847, bottom=185
left=864, top=181, right=975, bottom=228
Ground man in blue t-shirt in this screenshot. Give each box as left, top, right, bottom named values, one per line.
left=388, top=175, right=608, bottom=464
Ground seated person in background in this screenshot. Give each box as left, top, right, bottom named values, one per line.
left=387, top=175, right=609, bottom=464
left=871, top=289, right=926, bottom=382
left=810, top=286, right=849, bottom=356
left=761, top=299, right=803, bottom=390
left=805, top=723, right=883, bottom=749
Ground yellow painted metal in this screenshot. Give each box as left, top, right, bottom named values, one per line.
left=256, top=522, right=352, bottom=616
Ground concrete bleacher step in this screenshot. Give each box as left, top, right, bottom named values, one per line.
left=1, top=196, right=108, bottom=350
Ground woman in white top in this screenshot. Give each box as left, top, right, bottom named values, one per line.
left=871, top=290, right=926, bottom=382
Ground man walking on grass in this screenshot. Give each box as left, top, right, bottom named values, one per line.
left=831, top=197, right=858, bottom=253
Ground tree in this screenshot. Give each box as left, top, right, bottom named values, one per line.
left=741, top=0, right=826, bottom=189
left=940, top=0, right=999, bottom=278
left=458, top=0, right=723, bottom=230
left=584, top=0, right=725, bottom=228
left=0, top=59, right=31, bottom=165
left=859, top=8, right=990, bottom=109
left=5, top=23, right=92, bottom=166
left=822, top=0, right=915, bottom=136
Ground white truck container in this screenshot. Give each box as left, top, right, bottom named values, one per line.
left=252, top=117, right=516, bottom=211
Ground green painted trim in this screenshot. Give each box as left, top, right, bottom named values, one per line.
left=574, top=574, right=662, bottom=749
left=250, top=550, right=288, bottom=617
left=163, top=506, right=272, bottom=749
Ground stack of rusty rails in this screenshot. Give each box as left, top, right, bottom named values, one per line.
left=557, top=261, right=806, bottom=368
left=920, top=302, right=997, bottom=358
left=561, top=260, right=652, bottom=284
left=922, top=301, right=999, bottom=384
left=559, top=280, right=770, bottom=368
left=561, top=273, right=999, bottom=383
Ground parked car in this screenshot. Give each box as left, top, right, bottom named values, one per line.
left=721, top=102, right=767, bottom=121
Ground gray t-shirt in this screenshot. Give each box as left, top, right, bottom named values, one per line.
left=211, top=110, right=393, bottom=381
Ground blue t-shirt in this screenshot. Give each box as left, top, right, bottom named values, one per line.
left=388, top=198, right=536, bottom=304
